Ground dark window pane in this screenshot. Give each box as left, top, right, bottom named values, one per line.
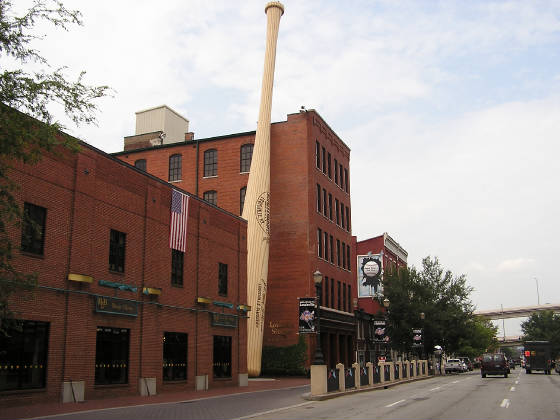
left=317, top=228, right=322, bottom=258
left=134, top=159, right=147, bottom=172
left=171, top=249, right=184, bottom=286
left=337, top=239, right=341, bottom=266
left=218, top=263, right=228, bottom=296
left=345, top=168, right=349, bottom=193
left=213, top=336, right=232, bottom=378
left=109, top=229, right=126, bottom=273
left=316, top=141, right=320, bottom=168
left=323, top=189, right=327, bottom=217
left=21, top=202, right=47, bottom=255
left=240, top=144, right=253, bottom=173
left=343, top=284, right=347, bottom=311
left=163, top=332, right=187, bottom=381
left=324, top=232, right=328, bottom=261
left=240, top=187, right=246, bottom=215
left=334, top=159, right=338, bottom=184
left=328, top=194, right=332, bottom=220
left=169, top=154, right=182, bottom=181
left=203, top=190, right=217, bottom=206
left=95, top=327, right=129, bottom=385
left=316, top=184, right=321, bottom=213
left=204, top=149, right=218, bottom=177
left=335, top=199, right=340, bottom=225
left=327, top=153, right=332, bottom=178
left=0, top=320, right=49, bottom=391
left=329, top=235, right=334, bottom=263
left=346, top=206, right=350, bottom=231
left=322, top=147, right=326, bottom=173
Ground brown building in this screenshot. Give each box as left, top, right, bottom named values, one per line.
left=1, top=135, right=248, bottom=406
left=114, top=108, right=356, bottom=369
left=354, top=233, right=408, bottom=365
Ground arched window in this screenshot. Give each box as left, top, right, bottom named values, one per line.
left=240, top=144, right=253, bottom=173
left=204, top=149, right=217, bottom=177
left=203, top=190, right=217, bottom=206
left=169, top=154, right=182, bottom=181
left=134, top=159, right=147, bottom=172
left=240, top=186, right=247, bottom=215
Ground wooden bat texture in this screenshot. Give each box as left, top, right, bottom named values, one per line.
left=242, top=1, right=284, bottom=377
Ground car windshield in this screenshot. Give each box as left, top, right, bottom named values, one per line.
left=483, top=354, right=503, bottom=362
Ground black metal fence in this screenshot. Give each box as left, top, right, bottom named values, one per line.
left=402, top=363, right=408, bottom=378
left=394, top=363, right=400, bottom=380
left=360, top=366, right=369, bottom=386
left=384, top=364, right=391, bottom=381
left=374, top=365, right=381, bottom=383
left=345, top=368, right=355, bottom=389
left=410, top=362, right=414, bottom=377
left=327, top=368, right=339, bottom=392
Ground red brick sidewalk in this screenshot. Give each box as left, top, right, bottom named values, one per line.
left=0, top=377, right=310, bottom=420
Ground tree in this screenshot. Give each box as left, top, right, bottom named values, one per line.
left=0, top=0, right=109, bottom=333
left=384, top=256, right=487, bottom=357
left=521, top=310, right=560, bottom=359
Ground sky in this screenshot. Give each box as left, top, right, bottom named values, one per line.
left=11, top=0, right=560, bottom=336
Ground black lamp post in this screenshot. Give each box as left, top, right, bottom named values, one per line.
left=382, top=297, right=390, bottom=361
left=419, top=312, right=425, bottom=359
left=312, top=270, right=325, bottom=365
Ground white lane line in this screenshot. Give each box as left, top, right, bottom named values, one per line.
left=452, top=380, right=460, bottom=384
left=386, top=399, right=406, bottom=408
left=500, top=399, right=511, bottom=408
left=234, top=402, right=314, bottom=420
left=430, top=387, right=441, bottom=391
left=510, top=386, right=516, bottom=392
left=515, top=380, right=519, bottom=384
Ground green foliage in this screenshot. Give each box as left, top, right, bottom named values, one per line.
left=262, top=335, right=308, bottom=376
left=0, top=0, right=109, bottom=333
left=384, top=256, right=495, bottom=357
left=521, top=310, right=560, bottom=359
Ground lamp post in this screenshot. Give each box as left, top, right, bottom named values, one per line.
left=312, top=270, right=325, bottom=365
left=382, top=297, right=390, bottom=361
left=419, top=312, right=425, bottom=359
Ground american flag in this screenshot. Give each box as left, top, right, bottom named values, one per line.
left=169, top=189, right=189, bottom=252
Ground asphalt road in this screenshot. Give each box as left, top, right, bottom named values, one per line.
left=28, top=369, right=560, bottom=420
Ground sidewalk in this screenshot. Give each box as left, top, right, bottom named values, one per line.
left=0, top=377, right=310, bottom=420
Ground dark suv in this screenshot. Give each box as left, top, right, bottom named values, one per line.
left=481, top=353, right=508, bottom=378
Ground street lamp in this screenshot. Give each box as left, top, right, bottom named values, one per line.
left=419, top=312, right=425, bottom=359
left=312, top=270, right=325, bottom=365
left=382, top=297, right=390, bottom=361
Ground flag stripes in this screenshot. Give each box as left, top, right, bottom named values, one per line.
left=169, top=189, right=189, bottom=252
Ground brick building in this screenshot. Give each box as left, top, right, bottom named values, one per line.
left=114, top=107, right=356, bottom=369
left=1, top=136, right=248, bottom=406
left=354, top=233, right=408, bottom=365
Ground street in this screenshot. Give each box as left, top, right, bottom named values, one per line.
left=26, top=370, right=560, bottom=420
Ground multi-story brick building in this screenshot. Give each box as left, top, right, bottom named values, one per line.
left=1, top=133, right=248, bottom=406
left=114, top=107, right=356, bottom=369
left=354, top=232, right=408, bottom=365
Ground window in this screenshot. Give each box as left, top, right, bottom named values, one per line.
left=328, top=194, right=333, bottom=220
left=240, top=144, right=253, bottom=173
left=334, top=159, right=338, bottom=184
left=169, top=154, right=182, bottom=181
left=213, top=336, right=232, bottom=378
left=203, top=190, right=217, bottom=206
left=171, top=249, right=184, bottom=286
left=218, top=262, right=228, bottom=296
left=327, top=153, right=332, bottom=178
left=337, top=281, right=341, bottom=310
left=329, top=235, right=334, bottom=263
left=341, top=205, right=345, bottom=229
left=346, top=206, right=350, bottom=231
left=337, top=239, right=341, bottom=266
left=324, top=232, right=329, bottom=261
left=95, top=327, right=129, bottom=385
left=343, top=284, right=347, bottom=311
left=348, top=285, right=352, bottom=312
left=0, top=320, right=49, bottom=391
left=317, top=229, right=322, bottom=258
left=339, top=164, right=344, bottom=190
left=21, top=202, right=46, bottom=255
left=347, top=245, right=350, bottom=270
left=322, top=147, right=326, bottom=173
left=316, top=141, right=321, bottom=168
left=109, top=229, right=126, bottom=273
left=323, top=189, right=327, bottom=217
left=316, top=184, right=321, bottom=213
left=240, top=187, right=246, bottom=215
left=204, top=149, right=218, bottom=177
left=163, top=332, right=187, bottom=381
left=344, top=168, right=349, bottom=193
left=342, top=242, right=346, bottom=269
left=134, top=159, right=147, bottom=172
left=324, top=277, right=329, bottom=307
left=335, top=199, right=340, bottom=225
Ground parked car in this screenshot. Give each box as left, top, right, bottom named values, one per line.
left=458, top=356, right=473, bottom=371
left=555, top=360, right=560, bottom=375
left=481, top=353, right=508, bottom=378
left=445, top=358, right=465, bottom=374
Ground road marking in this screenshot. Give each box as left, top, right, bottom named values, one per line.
left=234, top=402, right=314, bottom=420
left=386, top=399, right=406, bottom=407
left=515, top=380, right=519, bottom=384
left=452, top=380, right=460, bottom=384
left=430, top=387, right=441, bottom=391
left=510, top=386, right=516, bottom=392
left=500, top=399, right=510, bottom=408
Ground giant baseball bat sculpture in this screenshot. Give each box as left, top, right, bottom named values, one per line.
left=243, top=1, right=284, bottom=377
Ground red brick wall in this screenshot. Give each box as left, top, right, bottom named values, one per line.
left=3, top=142, right=247, bottom=406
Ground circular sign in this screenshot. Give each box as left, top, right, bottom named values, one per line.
left=363, top=260, right=380, bottom=277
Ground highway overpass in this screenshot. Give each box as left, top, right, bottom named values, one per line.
left=474, top=303, right=560, bottom=320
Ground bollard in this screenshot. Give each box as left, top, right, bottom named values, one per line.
left=310, top=364, right=327, bottom=396
left=366, top=361, right=374, bottom=386
left=352, top=363, right=361, bottom=389
left=336, top=363, right=345, bottom=391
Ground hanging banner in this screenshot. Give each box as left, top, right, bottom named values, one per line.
left=373, top=320, right=389, bottom=342
left=298, top=297, right=316, bottom=334
left=357, top=253, right=383, bottom=298
left=412, top=328, right=423, bottom=347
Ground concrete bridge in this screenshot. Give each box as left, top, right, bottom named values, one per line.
left=474, top=303, right=560, bottom=320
